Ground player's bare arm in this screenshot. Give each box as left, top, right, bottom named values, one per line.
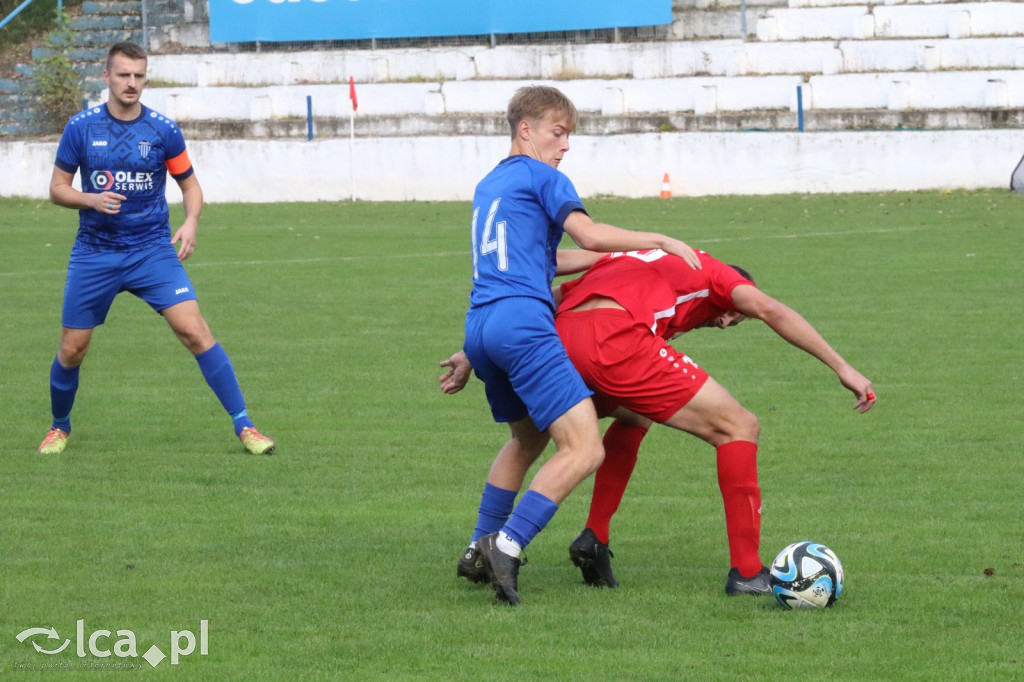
left=49, top=166, right=125, bottom=214
left=562, top=210, right=701, bottom=269
left=732, top=284, right=876, bottom=412
left=171, top=174, right=203, bottom=261
left=555, top=249, right=602, bottom=276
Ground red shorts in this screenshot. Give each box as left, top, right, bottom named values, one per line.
left=556, top=308, right=709, bottom=422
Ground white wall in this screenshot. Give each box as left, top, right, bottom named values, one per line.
left=3, top=130, right=1022, bottom=203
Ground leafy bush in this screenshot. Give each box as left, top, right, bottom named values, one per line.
left=32, top=8, right=80, bottom=132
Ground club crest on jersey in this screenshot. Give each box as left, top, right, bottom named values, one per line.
left=138, top=140, right=152, bottom=159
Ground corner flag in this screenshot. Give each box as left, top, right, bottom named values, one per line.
left=349, top=76, right=358, bottom=112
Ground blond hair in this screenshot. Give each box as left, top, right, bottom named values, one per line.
left=506, top=86, right=579, bottom=140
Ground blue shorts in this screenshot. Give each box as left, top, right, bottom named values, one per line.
left=463, top=296, right=592, bottom=432
left=61, top=242, right=198, bottom=329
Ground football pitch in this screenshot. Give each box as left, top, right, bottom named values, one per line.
left=1, top=191, right=1021, bottom=679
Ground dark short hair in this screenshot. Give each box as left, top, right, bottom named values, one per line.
left=728, top=264, right=755, bottom=284
left=506, top=86, right=579, bottom=140
left=106, top=42, right=147, bottom=71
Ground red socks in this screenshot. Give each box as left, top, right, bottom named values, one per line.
left=716, top=440, right=763, bottom=577
left=585, top=420, right=649, bottom=545
left=586, top=426, right=762, bottom=577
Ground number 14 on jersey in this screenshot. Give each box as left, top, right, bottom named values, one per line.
left=472, top=198, right=508, bottom=278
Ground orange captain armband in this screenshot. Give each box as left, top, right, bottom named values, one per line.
left=165, top=149, right=193, bottom=177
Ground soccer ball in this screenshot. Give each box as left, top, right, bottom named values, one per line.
left=769, top=541, right=844, bottom=609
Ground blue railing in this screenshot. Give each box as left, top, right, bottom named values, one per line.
left=0, top=0, right=63, bottom=32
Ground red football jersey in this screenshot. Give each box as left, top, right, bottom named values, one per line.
left=558, top=250, right=754, bottom=339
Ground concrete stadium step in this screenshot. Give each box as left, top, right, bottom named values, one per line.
left=788, top=0, right=971, bottom=7
left=0, top=94, right=46, bottom=121
left=671, top=0, right=785, bottom=39
left=0, top=78, right=25, bottom=94
left=134, top=76, right=804, bottom=123
left=29, top=46, right=109, bottom=62
left=132, top=67, right=1023, bottom=125
left=68, top=27, right=145, bottom=47
left=146, top=35, right=1024, bottom=88
left=148, top=41, right=825, bottom=86
left=838, top=36, right=1024, bottom=72
left=0, top=92, right=54, bottom=135
left=82, top=0, right=143, bottom=15
left=70, top=14, right=142, bottom=32
left=757, top=1, right=1024, bottom=41
left=167, top=107, right=1024, bottom=141
left=807, top=69, right=1024, bottom=110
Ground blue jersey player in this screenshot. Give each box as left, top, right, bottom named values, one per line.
left=38, top=42, right=274, bottom=456
left=459, top=85, right=701, bottom=604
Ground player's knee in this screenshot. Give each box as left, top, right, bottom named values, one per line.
left=580, top=438, right=605, bottom=476
left=736, top=408, right=760, bottom=443
left=717, top=405, right=759, bottom=443
left=557, top=436, right=604, bottom=477
left=58, top=339, right=90, bottom=366
left=176, top=323, right=214, bottom=354
left=57, top=346, right=87, bottom=367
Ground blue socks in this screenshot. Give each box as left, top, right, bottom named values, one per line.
left=48, top=345, right=253, bottom=437
left=195, top=343, right=253, bottom=436
left=501, top=490, right=559, bottom=549
left=471, top=483, right=518, bottom=545
left=49, top=357, right=79, bottom=432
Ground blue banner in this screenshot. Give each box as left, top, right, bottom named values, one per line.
left=209, top=0, right=672, bottom=44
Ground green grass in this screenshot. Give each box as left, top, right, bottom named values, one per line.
left=1, top=191, right=1022, bottom=680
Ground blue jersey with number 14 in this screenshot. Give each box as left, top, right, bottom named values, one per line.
left=469, top=155, right=585, bottom=310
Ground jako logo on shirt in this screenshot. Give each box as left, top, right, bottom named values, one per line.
left=175, top=287, right=190, bottom=295
left=90, top=170, right=155, bottom=192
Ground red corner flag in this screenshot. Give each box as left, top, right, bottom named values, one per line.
left=349, top=76, right=358, bottom=112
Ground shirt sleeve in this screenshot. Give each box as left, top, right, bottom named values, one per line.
left=54, top=118, right=83, bottom=174
left=163, top=125, right=194, bottom=181
left=537, top=167, right=584, bottom=227
left=707, top=258, right=756, bottom=309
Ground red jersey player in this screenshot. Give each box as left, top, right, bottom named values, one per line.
left=554, top=249, right=875, bottom=594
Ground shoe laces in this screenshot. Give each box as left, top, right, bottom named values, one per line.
left=42, top=428, right=66, bottom=445
left=241, top=427, right=271, bottom=442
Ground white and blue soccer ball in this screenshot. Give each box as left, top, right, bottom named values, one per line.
left=769, top=541, right=844, bottom=609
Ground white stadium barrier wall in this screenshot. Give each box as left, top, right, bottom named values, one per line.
left=4, top=130, right=1024, bottom=203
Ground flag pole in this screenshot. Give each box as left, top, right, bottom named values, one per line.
left=349, top=112, right=355, bottom=202
left=349, top=76, right=358, bottom=202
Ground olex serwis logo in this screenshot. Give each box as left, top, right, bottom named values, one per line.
left=89, top=170, right=155, bottom=191
left=14, top=619, right=208, bottom=668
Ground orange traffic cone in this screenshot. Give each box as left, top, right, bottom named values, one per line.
left=659, top=173, right=672, bottom=198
